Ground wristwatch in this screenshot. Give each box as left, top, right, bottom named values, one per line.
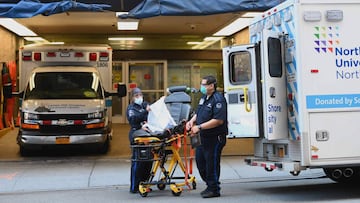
left=197, top=125, right=202, bottom=130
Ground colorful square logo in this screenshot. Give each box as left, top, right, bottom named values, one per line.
left=314, top=26, right=340, bottom=53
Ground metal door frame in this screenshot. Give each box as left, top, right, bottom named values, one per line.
left=223, top=45, right=260, bottom=138
left=112, top=60, right=168, bottom=123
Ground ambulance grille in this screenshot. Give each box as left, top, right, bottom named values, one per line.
left=40, top=125, right=87, bottom=133
left=38, top=114, right=88, bottom=120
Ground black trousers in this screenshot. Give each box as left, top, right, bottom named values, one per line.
left=195, top=134, right=226, bottom=193
left=129, top=129, right=152, bottom=192
left=130, top=148, right=153, bottom=192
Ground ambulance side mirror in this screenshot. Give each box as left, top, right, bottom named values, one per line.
left=117, top=83, right=127, bottom=97
left=104, top=83, right=127, bottom=98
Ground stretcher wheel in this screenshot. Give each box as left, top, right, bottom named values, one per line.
left=139, top=191, right=148, bottom=197
left=157, top=183, right=166, bottom=190
left=157, top=178, right=166, bottom=190
left=139, top=184, right=149, bottom=197
left=192, top=181, right=197, bottom=189
left=170, top=184, right=182, bottom=196
left=171, top=190, right=182, bottom=196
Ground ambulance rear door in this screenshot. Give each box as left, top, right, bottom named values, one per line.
left=223, top=44, right=263, bottom=138
left=261, top=30, right=288, bottom=140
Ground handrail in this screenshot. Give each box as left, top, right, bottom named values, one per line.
left=226, top=86, right=252, bottom=112
left=243, top=87, right=251, bottom=112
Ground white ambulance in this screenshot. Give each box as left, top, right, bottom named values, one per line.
left=16, top=44, right=126, bottom=155
left=223, top=0, right=360, bottom=183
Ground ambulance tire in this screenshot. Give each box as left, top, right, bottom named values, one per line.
left=323, top=167, right=360, bottom=184
left=19, top=146, right=30, bottom=157
left=98, top=137, right=110, bottom=154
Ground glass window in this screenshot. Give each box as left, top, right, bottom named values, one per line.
left=24, top=72, right=103, bottom=100
left=128, top=62, right=165, bottom=103
left=230, top=51, right=252, bottom=84
left=268, top=37, right=282, bottom=77
left=168, top=60, right=222, bottom=107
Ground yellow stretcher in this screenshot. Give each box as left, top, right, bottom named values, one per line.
left=132, top=86, right=197, bottom=197
left=132, top=123, right=196, bottom=197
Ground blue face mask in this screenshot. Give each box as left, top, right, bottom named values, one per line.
left=134, top=97, right=143, bottom=105
left=200, top=85, right=207, bottom=95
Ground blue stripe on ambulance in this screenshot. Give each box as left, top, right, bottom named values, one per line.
left=271, top=5, right=299, bottom=140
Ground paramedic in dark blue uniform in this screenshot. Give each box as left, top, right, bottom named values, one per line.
left=126, top=87, right=152, bottom=193
left=186, top=75, right=228, bottom=198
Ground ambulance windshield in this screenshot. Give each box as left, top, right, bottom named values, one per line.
left=24, top=72, right=103, bottom=100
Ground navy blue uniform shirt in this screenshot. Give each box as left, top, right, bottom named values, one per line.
left=196, top=91, right=228, bottom=137
left=126, top=101, right=149, bottom=130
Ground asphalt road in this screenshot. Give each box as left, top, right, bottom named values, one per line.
left=0, top=154, right=340, bottom=203
left=1, top=126, right=359, bottom=203
left=1, top=176, right=360, bottom=203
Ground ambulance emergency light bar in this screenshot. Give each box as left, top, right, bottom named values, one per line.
left=22, top=51, right=109, bottom=61
left=303, top=10, right=343, bottom=22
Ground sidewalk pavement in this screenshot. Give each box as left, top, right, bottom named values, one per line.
left=0, top=155, right=325, bottom=194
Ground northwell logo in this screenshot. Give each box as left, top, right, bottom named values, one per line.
left=314, top=26, right=340, bottom=53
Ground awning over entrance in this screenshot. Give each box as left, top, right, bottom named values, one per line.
left=0, top=0, right=110, bottom=18
left=120, top=0, right=285, bottom=19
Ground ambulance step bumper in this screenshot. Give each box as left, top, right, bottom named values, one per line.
left=245, top=157, right=306, bottom=174
left=19, top=134, right=108, bottom=145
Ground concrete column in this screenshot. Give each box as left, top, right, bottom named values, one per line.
left=0, top=27, right=18, bottom=62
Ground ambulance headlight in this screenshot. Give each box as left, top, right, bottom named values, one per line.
left=24, top=112, right=39, bottom=120
left=87, top=111, right=103, bottom=119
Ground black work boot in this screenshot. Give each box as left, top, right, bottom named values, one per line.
left=201, top=190, right=220, bottom=198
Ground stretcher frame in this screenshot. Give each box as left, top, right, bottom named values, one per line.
left=132, top=125, right=196, bottom=197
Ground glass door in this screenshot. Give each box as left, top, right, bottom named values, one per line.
left=112, top=60, right=167, bottom=124
left=127, top=61, right=167, bottom=104
left=112, top=62, right=125, bottom=123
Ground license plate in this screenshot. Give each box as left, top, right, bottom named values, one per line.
left=56, top=137, right=70, bottom=144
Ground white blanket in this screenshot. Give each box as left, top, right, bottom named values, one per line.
left=144, top=96, right=176, bottom=132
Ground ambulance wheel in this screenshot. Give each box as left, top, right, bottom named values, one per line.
left=98, top=138, right=110, bottom=154
left=323, top=167, right=359, bottom=184
left=19, top=146, right=30, bottom=157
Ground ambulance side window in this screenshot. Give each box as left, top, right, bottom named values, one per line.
left=268, top=37, right=282, bottom=77
left=230, top=51, right=252, bottom=84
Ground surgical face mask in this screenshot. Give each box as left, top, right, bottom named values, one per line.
left=200, top=85, right=207, bottom=95
left=134, top=97, right=143, bottom=105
